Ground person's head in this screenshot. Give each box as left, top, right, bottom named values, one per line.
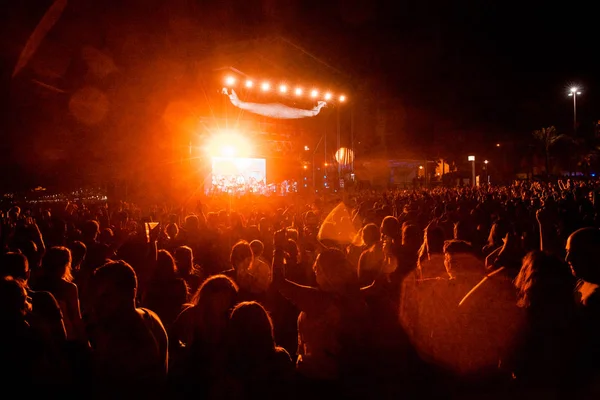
left=99, top=228, right=114, bottom=245
left=166, top=223, right=179, bottom=240
left=362, top=223, right=380, bottom=247
left=42, top=246, right=73, bottom=282
left=249, top=240, right=264, bottom=258
left=228, top=301, right=275, bottom=356
left=0, top=277, right=31, bottom=322
left=380, top=216, right=401, bottom=241
left=284, top=239, right=300, bottom=265
left=516, top=250, right=574, bottom=308
left=230, top=241, right=253, bottom=272
left=70, top=241, right=87, bottom=269
left=174, top=246, right=194, bottom=276
left=191, top=275, right=239, bottom=339
left=184, top=215, right=200, bottom=231
left=313, top=247, right=358, bottom=294
left=8, top=206, right=20, bottom=220
left=81, top=220, right=100, bottom=242
left=286, top=228, right=299, bottom=242
left=0, top=252, right=29, bottom=281
left=566, top=227, right=600, bottom=284
left=155, top=249, right=178, bottom=280
left=402, top=224, right=421, bottom=251
left=91, top=261, right=138, bottom=318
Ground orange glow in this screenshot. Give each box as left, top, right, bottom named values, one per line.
left=279, top=84, right=287, bottom=93
left=205, top=131, right=252, bottom=158
left=303, top=165, right=308, bottom=170
left=245, top=80, right=253, bottom=88
left=295, top=88, right=303, bottom=96
left=339, top=95, right=346, bottom=102
left=225, top=76, right=235, bottom=86
left=261, top=82, right=270, bottom=91
left=311, top=89, right=318, bottom=98
left=324, top=92, right=332, bottom=100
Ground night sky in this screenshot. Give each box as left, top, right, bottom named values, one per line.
left=0, top=0, right=597, bottom=189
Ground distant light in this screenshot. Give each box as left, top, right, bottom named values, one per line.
left=245, top=80, right=253, bottom=88
left=261, top=82, right=270, bottom=91
left=592, top=173, right=596, bottom=177
left=339, top=95, right=346, bottom=102
left=324, top=163, right=329, bottom=167
left=496, top=143, right=500, bottom=147
left=279, top=84, right=287, bottom=93
left=570, top=87, right=578, bottom=93
left=303, top=165, right=308, bottom=170
left=311, top=90, right=318, bottom=98
left=324, top=92, right=332, bottom=100
left=577, top=92, right=581, bottom=95
left=468, top=155, right=475, bottom=161
left=419, top=165, right=423, bottom=169
left=224, top=76, right=236, bottom=86
left=304, top=145, right=310, bottom=151
left=295, top=88, right=303, bottom=96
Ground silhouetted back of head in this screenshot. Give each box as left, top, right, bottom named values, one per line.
left=92, top=261, right=138, bottom=300
left=229, top=301, right=275, bottom=356
left=0, top=277, right=30, bottom=322
left=362, top=223, right=380, bottom=247
left=249, top=240, right=264, bottom=258
left=230, top=241, right=253, bottom=269
left=0, top=252, right=29, bottom=281
left=381, top=216, right=400, bottom=240
left=566, top=227, right=600, bottom=284
left=82, top=220, right=100, bottom=242
left=42, top=246, right=73, bottom=282
left=155, top=249, right=177, bottom=280
left=70, top=241, right=87, bottom=268
left=174, top=246, right=193, bottom=276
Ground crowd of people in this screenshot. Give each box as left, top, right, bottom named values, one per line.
left=1, top=179, right=600, bottom=398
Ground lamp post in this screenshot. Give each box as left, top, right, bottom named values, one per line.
left=568, top=87, right=582, bottom=134
left=484, top=160, right=489, bottom=183
left=468, top=155, right=475, bottom=186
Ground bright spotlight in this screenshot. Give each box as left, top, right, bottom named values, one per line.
left=468, top=155, right=475, bottom=161
left=245, top=80, right=253, bottom=88
left=570, top=87, right=578, bottom=93
left=304, top=145, right=310, bottom=151
left=225, top=76, right=235, bottom=86
left=311, top=89, right=318, bottom=98
left=295, top=88, right=303, bottom=96
left=339, top=95, right=346, bottom=102
left=303, top=165, right=308, bottom=170
left=261, top=82, right=270, bottom=91
left=419, top=165, right=423, bottom=170
left=324, top=92, right=332, bottom=100
left=279, top=84, right=287, bottom=93
left=205, top=131, right=252, bottom=158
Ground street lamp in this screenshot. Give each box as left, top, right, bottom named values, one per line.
left=568, top=87, right=582, bottom=133
left=468, top=155, right=475, bottom=186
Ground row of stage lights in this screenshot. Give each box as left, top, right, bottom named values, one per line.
left=224, top=76, right=346, bottom=102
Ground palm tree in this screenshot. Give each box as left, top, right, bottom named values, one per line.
left=532, top=126, right=569, bottom=175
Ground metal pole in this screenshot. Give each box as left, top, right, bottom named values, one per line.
left=337, top=107, right=341, bottom=180
left=472, top=161, right=476, bottom=186
left=350, top=106, right=355, bottom=175
left=573, top=93, right=577, bottom=133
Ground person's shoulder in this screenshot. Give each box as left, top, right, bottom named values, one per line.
left=273, top=346, right=293, bottom=366
left=28, top=289, right=63, bottom=317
